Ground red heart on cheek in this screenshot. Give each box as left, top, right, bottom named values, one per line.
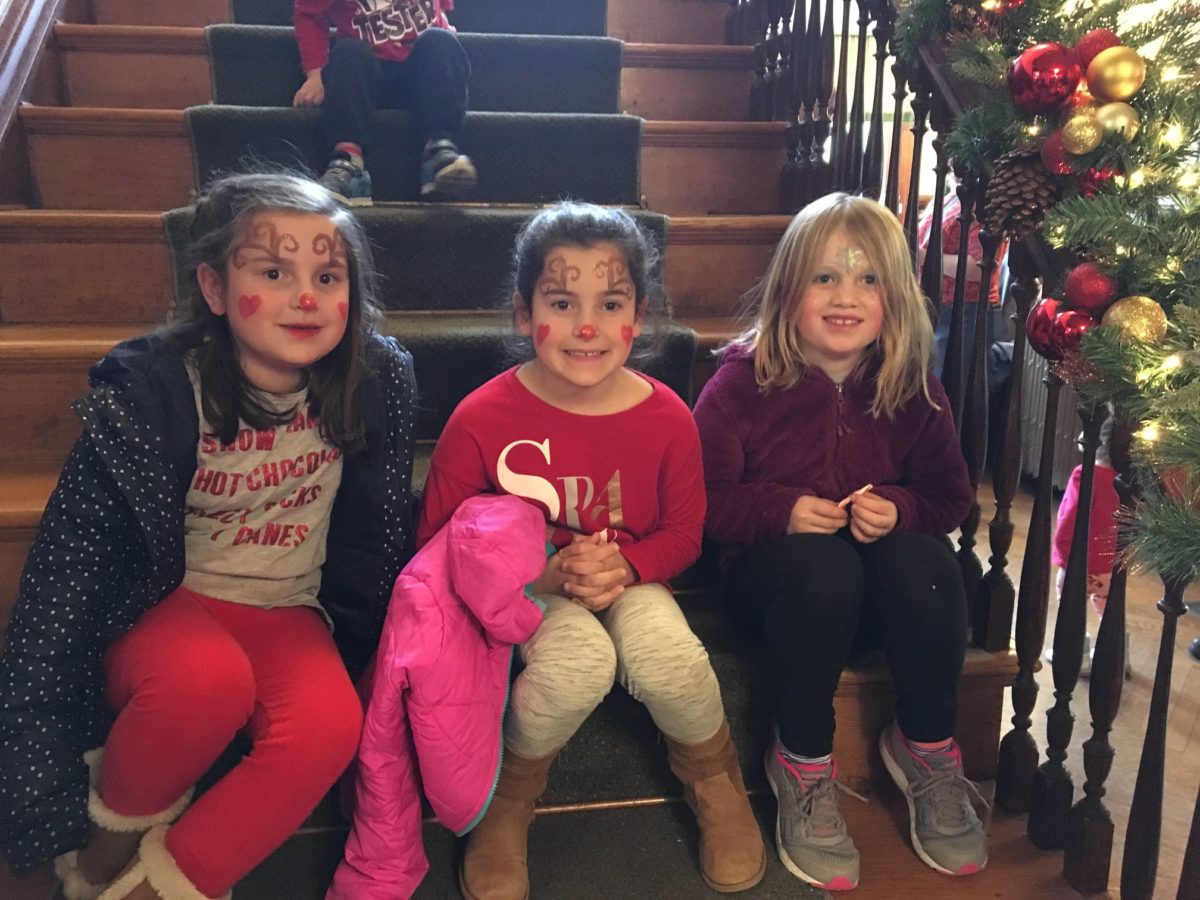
left=535, top=324, right=550, bottom=347
left=237, top=294, right=262, bottom=318
left=338, top=301, right=348, bottom=321
left=621, top=325, right=634, bottom=346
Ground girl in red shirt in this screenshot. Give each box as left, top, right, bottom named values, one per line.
left=419, top=202, right=765, bottom=898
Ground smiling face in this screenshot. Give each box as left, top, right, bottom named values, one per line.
left=792, top=228, right=886, bottom=381
left=198, top=211, right=350, bottom=393
left=515, top=242, right=644, bottom=404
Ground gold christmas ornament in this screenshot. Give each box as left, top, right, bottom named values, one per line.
left=1101, top=295, right=1168, bottom=342
left=1094, top=101, right=1141, bottom=141
left=1061, top=111, right=1104, bottom=154
left=1086, top=46, right=1146, bottom=101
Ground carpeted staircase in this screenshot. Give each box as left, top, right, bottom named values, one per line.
left=0, top=2, right=1019, bottom=897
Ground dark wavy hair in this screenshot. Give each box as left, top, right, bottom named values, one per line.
left=506, top=201, right=665, bottom=365
left=166, top=171, right=383, bottom=453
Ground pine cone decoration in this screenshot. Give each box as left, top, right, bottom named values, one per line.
left=984, top=147, right=1061, bottom=241
left=948, top=1, right=987, bottom=32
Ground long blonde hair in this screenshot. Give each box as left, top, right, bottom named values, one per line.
left=730, top=192, right=935, bottom=418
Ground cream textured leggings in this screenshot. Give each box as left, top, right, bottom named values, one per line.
left=504, top=583, right=726, bottom=759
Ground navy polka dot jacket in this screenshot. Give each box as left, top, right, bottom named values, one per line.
left=0, top=331, right=416, bottom=872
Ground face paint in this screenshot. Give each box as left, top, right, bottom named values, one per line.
left=311, top=230, right=347, bottom=269
left=231, top=220, right=300, bottom=270
left=840, top=245, right=867, bottom=271
left=535, top=323, right=551, bottom=347
left=593, top=255, right=635, bottom=298
left=538, top=254, right=582, bottom=294
left=338, top=301, right=348, bottom=321
left=298, top=293, right=318, bottom=312
left=237, top=294, right=262, bottom=319
left=578, top=324, right=597, bottom=340
left=621, top=324, right=634, bottom=346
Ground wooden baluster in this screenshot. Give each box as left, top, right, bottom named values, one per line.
left=958, top=186, right=999, bottom=645
left=726, top=0, right=743, bottom=44
left=841, top=0, right=871, bottom=193
left=761, top=4, right=780, bottom=123
left=750, top=42, right=771, bottom=120
left=783, top=0, right=814, bottom=210
left=1179, top=782, right=1200, bottom=900
left=974, top=238, right=1035, bottom=652
left=902, top=68, right=931, bottom=261
left=1029, top=402, right=1103, bottom=850
left=883, top=37, right=909, bottom=214
left=1063, top=419, right=1135, bottom=892
left=996, top=359, right=1058, bottom=813
left=829, top=0, right=852, bottom=189
left=811, top=0, right=836, bottom=199
left=939, top=165, right=977, bottom=426
left=860, top=0, right=891, bottom=198
left=773, top=0, right=796, bottom=122
left=918, top=94, right=950, bottom=324
left=1121, top=572, right=1193, bottom=898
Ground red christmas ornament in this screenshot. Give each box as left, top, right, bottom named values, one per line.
left=1051, top=308, right=1097, bottom=357
left=1073, top=28, right=1121, bottom=70
left=1027, top=297, right=1063, bottom=359
left=1040, top=130, right=1073, bottom=175
left=1064, top=263, right=1119, bottom=313
left=1079, top=164, right=1120, bottom=196
left=1063, top=82, right=1097, bottom=111
left=1009, top=43, right=1083, bottom=114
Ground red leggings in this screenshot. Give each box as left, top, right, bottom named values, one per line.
left=102, top=587, right=363, bottom=898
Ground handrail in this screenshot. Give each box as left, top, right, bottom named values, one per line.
left=0, top=0, right=67, bottom=146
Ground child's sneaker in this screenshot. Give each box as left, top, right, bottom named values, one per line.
left=763, top=744, right=860, bottom=891
left=878, top=723, right=988, bottom=876
left=319, top=157, right=373, bottom=207
left=1044, top=630, right=1131, bottom=679
left=420, top=138, right=477, bottom=200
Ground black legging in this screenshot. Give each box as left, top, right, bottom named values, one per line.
left=725, top=529, right=966, bottom=757
left=321, top=28, right=471, bottom=153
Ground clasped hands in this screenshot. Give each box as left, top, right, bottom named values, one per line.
left=532, top=531, right=633, bottom=612
left=787, top=486, right=897, bottom=543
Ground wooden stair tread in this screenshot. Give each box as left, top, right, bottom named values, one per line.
left=622, top=42, right=755, bottom=69
left=54, top=22, right=207, bottom=51
left=0, top=323, right=141, bottom=365
left=0, top=471, right=58, bottom=529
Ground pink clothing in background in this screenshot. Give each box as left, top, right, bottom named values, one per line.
left=328, top=494, right=545, bottom=900
left=1052, top=463, right=1120, bottom=576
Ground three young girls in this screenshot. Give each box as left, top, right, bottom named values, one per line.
left=693, top=193, right=986, bottom=891
left=417, top=202, right=766, bottom=898
left=0, top=172, right=416, bottom=900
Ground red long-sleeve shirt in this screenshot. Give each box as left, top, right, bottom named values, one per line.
left=293, top=0, right=454, bottom=73
left=417, top=368, right=706, bottom=586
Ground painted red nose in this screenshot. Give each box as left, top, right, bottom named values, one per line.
left=578, top=324, right=597, bottom=340
left=298, top=293, right=318, bottom=312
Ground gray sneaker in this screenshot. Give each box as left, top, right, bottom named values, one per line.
left=763, top=745, right=860, bottom=891
left=878, top=723, right=988, bottom=876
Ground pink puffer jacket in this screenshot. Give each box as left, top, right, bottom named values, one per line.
left=327, top=494, right=546, bottom=899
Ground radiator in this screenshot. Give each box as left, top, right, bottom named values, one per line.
left=1019, top=349, right=1082, bottom=492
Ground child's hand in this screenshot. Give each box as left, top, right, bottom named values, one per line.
left=846, top=491, right=897, bottom=543
left=293, top=70, right=325, bottom=108
left=558, top=532, right=631, bottom=612
left=787, top=495, right=848, bottom=535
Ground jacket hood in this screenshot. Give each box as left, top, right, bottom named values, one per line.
left=445, top=495, right=546, bottom=646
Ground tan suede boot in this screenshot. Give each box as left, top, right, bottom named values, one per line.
left=666, top=721, right=767, bottom=893
left=459, top=748, right=558, bottom=900
left=96, top=826, right=230, bottom=900
left=54, top=749, right=193, bottom=900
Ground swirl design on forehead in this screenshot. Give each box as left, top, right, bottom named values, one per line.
left=538, top=255, right=582, bottom=293
left=311, top=230, right=347, bottom=268
left=594, top=256, right=634, bottom=296
left=231, top=220, right=301, bottom=269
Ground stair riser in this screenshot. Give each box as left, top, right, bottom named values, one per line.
left=28, top=124, right=784, bottom=216
left=1, top=529, right=35, bottom=634
left=28, top=131, right=193, bottom=210
left=665, top=235, right=781, bottom=318
left=620, top=66, right=751, bottom=121
left=0, top=368, right=88, bottom=469
left=62, top=47, right=210, bottom=109
left=93, top=0, right=227, bottom=27
left=0, top=239, right=172, bottom=323
left=608, top=0, right=729, bottom=45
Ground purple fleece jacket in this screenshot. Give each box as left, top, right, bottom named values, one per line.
left=693, top=345, right=973, bottom=556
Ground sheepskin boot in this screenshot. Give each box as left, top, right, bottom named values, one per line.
left=666, top=721, right=767, bottom=893
left=54, top=749, right=193, bottom=900
left=95, top=826, right=230, bottom=900
left=459, top=748, right=558, bottom=900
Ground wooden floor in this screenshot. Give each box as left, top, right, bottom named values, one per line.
left=2, top=481, right=1198, bottom=899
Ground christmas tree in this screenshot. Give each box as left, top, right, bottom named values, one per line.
left=896, top=0, right=1200, bottom=582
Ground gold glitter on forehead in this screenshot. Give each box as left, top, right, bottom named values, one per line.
left=839, top=245, right=867, bottom=270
